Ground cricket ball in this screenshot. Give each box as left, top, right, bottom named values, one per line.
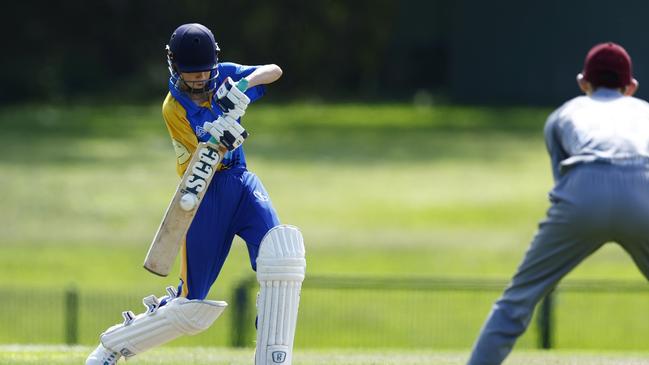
left=179, top=193, right=198, bottom=211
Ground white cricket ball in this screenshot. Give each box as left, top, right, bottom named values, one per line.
left=179, top=193, right=198, bottom=211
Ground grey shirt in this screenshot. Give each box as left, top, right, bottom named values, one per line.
left=544, top=88, right=649, bottom=181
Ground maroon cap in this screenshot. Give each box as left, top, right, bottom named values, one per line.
left=582, top=42, right=633, bottom=88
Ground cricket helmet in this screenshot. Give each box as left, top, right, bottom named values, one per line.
left=166, top=23, right=220, bottom=93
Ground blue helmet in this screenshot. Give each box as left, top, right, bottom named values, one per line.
left=166, top=23, right=220, bottom=93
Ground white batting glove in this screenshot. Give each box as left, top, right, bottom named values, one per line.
left=203, top=116, right=248, bottom=151
left=215, top=77, right=251, bottom=120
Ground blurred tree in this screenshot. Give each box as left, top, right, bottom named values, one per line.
left=2, top=0, right=420, bottom=103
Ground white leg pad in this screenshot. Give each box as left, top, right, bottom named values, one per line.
left=100, top=296, right=227, bottom=358
left=255, top=225, right=306, bottom=365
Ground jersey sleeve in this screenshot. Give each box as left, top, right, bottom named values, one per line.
left=218, top=62, right=266, bottom=102
left=162, top=93, right=199, bottom=177
left=543, top=109, right=569, bottom=182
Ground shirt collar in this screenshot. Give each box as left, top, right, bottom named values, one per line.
left=168, top=79, right=215, bottom=116
left=591, top=87, right=623, bottom=99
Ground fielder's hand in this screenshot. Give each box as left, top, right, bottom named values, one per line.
left=203, top=116, right=248, bottom=151
left=215, top=77, right=250, bottom=119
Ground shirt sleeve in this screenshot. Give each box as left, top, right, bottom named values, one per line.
left=162, top=93, right=198, bottom=177
left=543, top=109, right=569, bottom=182
left=218, top=62, right=266, bottom=102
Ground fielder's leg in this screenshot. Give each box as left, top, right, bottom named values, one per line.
left=612, top=166, right=649, bottom=282
left=254, top=225, right=306, bottom=365
left=86, top=287, right=226, bottom=364
left=468, top=233, right=603, bottom=365
left=468, top=168, right=610, bottom=365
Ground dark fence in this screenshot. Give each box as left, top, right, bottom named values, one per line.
left=1, top=277, right=648, bottom=349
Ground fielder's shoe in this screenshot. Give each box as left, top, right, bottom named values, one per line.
left=86, top=343, right=121, bottom=365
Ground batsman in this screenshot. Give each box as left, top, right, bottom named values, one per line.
left=86, top=23, right=306, bottom=364
left=468, top=42, right=648, bottom=364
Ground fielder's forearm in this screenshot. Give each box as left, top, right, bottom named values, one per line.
left=245, top=64, right=282, bottom=88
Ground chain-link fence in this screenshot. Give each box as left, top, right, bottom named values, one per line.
left=1, top=277, right=648, bottom=349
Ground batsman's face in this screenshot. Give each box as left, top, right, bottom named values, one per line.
left=181, top=71, right=211, bottom=89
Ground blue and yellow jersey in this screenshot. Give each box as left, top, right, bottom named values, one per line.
left=162, top=62, right=266, bottom=176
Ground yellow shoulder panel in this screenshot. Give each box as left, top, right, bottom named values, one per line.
left=162, top=93, right=198, bottom=176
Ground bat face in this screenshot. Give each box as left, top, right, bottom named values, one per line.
left=144, top=142, right=222, bottom=276
left=183, top=145, right=220, bottom=197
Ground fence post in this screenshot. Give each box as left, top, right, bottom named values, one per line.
left=537, top=289, right=555, bottom=349
left=231, top=278, right=254, bottom=347
left=65, top=286, right=79, bottom=345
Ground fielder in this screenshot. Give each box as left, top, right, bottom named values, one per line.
left=468, top=42, right=647, bottom=365
left=86, top=23, right=306, bottom=364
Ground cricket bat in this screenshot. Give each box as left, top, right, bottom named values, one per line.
left=143, top=79, right=249, bottom=276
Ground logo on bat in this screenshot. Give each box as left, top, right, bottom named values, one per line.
left=183, top=145, right=220, bottom=195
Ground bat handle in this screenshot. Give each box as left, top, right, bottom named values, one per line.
left=207, top=136, right=228, bottom=155
left=208, top=79, right=249, bottom=145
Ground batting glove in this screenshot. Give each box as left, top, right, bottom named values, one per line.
left=203, top=116, right=249, bottom=151
left=215, top=77, right=250, bottom=120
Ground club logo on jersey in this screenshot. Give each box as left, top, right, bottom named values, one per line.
left=254, top=190, right=270, bottom=202
left=195, top=124, right=209, bottom=138
left=183, top=145, right=220, bottom=195
left=272, top=351, right=287, bottom=363
left=172, top=139, right=191, bottom=165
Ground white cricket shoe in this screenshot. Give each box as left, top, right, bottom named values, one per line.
left=86, top=343, right=121, bottom=365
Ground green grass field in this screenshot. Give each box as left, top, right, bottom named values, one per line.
left=1, top=102, right=648, bottom=351
left=1, top=346, right=649, bottom=365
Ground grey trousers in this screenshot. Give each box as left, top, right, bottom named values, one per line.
left=467, top=163, right=649, bottom=365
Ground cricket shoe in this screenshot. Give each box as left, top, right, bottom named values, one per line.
left=86, top=343, right=121, bottom=365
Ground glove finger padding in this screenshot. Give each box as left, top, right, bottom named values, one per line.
left=216, top=77, right=251, bottom=115
left=208, top=121, right=226, bottom=136
left=204, top=116, right=247, bottom=151
left=221, top=116, right=238, bottom=130
left=227, top=85, right=251, bottom=105
left=224, top=90, right=247, bottom=106
left=229, top=122, right=248, bottom=140
left=227, top=106, right=246, bottom=120
left=203, top=121, right=214, bottom=132
left=231, top=122, right=246, bottom=134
